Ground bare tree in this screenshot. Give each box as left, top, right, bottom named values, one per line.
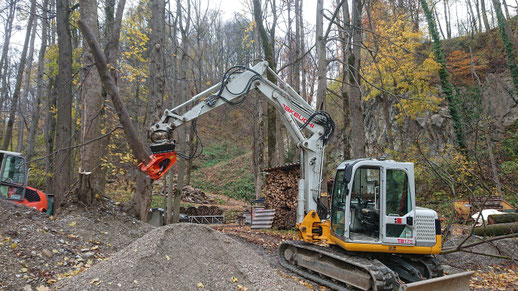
left=0, top=0, right=16, bottom=130
left=443, top=0, right=452, bottom=38
left=77, top=0, right=104, bottom=205
left=2, top=0, right=36, bottom=150
left=26, top=0, right=50, bottom=163
left=480, top=0, right=491, bottom=31
left=54, top=0, right=74, bottom=211
left=348, top=0, right=366, bottom=158
left=316, top=0, right=326, bottom=112
left=340, top=0, right=351, bottom=160
left=253, top=0, right=278, bottom=167
left=17, top=15, right=38, bottom=153
left=170, top=0, right=191, bottom=224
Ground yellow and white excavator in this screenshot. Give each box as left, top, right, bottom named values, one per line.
left=139, top=61, right=473, bottom=290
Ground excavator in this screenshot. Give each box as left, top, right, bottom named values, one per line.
left=139, top=61, right=473, bottom=290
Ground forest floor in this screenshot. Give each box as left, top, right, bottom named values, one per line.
left=0, top=196, right=517, bottom=290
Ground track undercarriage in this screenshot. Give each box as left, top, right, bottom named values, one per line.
left=279, top=240, right=448, bottom=291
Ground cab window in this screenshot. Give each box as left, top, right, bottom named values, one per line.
left=1, top=155, right=26, bottom=185
left=331, top=170, right=346, bottom=236
left=385, top=169, right=412, bottom=216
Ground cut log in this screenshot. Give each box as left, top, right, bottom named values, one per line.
left=487, top=213, right=518, bottom=224
left=473, top=222, right=518, bottom=236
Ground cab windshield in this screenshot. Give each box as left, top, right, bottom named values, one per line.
left=1, top=155, right=26, bottom=185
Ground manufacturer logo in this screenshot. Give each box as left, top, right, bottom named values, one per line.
left=282, top=104, right=315, bottom=128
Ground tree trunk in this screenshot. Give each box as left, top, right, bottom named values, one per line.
left=475, top=0, right=483, bottom=33
left=382, top=93, right=394, bottom=149
left=17, top=17, right=38, bottom=153
left=315, top=0, right=328, bottom=192
left=0, top=0, right=16, bottom=132
left=252, top=91, right=264, bottom=199
left=434, top=7, right=447, bottom=39
left=54, top=0, right=74, bottom=211
left=78, top=0, right=103, bottom=205
left=135, top=171, right=152, bottom=220
left=466, top=0, right=478, bottom=34
left=421, top=0, right=466, bottom=150
left=165, top=3, right=179, bottom=224
left=473, top=222, right=518, bottom=236
left=79, top=19, right=155, bottom=219
left=276, top=114, right=285, bottom=165
left=45, top=79, right=57, bottom=194
left=487, top=213, right=518, bottom=224
left=502, top=0, right=510, bottom=19
left=443, top=0, right=452, bottom=38
left=146, top=0, right=166, bottom=127
left=26, top=0, right=49, bottom=163
left=340, top=0, right=351, bottom=160
left=1, top=0, right=36, bottom=150
left=253, top=0, right=277, bottom=168
left=169, top=0, right=190, bottom=224
left=316, top=0, right=326, bottom=111
left=97, top=0, right=126, bottom=199
left=481, top=0, right=491, bottom=32
left=348, top=0, right=366, bottom=158
left=294, top=0, right=301, bottom=94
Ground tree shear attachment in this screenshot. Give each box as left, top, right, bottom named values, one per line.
left=139, top=142, right=177, bottom=180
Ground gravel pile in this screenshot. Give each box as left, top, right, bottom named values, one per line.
left=0, top=198, right=151, bottom=290
left=58, top=223, right=304, bottom=290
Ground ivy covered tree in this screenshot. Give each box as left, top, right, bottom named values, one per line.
left=420, top=0, right=465, bottom=149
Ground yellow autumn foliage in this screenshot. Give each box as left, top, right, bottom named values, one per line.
left=363, top=3, right=442, bottom=121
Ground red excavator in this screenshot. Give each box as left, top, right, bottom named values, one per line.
left=0, top=150, right=53, bottom=214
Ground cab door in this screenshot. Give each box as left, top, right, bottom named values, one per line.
left=382, top=166, right=416, bottom=245
left=0, top=154, right=28, bottom=201
left=330, top=170, right=347, bottom=239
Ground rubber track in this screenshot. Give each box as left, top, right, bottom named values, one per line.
left=416, top=256, right=444, bottom=279
left=279, top=241, right=395, bottom=291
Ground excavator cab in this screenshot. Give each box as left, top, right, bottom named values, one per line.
left=330, top=159, right=418, bottom=247
left=0, top=151, right=28, bottom=201
left=0, top=151, right=51, bottom=213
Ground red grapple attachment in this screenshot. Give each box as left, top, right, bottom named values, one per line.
left=139, top=152, right=177, bottom=180
left=139, top=141, right=177, bottom=180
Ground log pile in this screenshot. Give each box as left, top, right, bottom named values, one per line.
left=263, top=165, right=299, bottom=230
left=170, top=184, right=211, bottom=204
left=180, top=206, right=223, bottom=216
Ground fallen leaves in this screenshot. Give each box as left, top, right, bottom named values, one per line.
left=470, top=265, right=518, bottom=290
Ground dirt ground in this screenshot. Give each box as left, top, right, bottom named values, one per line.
left=0, top=198, right=152, bottom=290
left=1, top=196, right=517, bottom=290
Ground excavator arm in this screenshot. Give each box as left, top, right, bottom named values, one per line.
left=140, top=61, right=334, bottom=223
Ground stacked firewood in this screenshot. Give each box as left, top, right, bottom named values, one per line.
left=167, top=184, right=211, bottom=204
left=264, top=167, right=299, bottom=230
left=180, top=206, right=223, bottom=216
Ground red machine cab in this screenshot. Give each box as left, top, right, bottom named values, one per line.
left=0, top=151, right=50, bottom=213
